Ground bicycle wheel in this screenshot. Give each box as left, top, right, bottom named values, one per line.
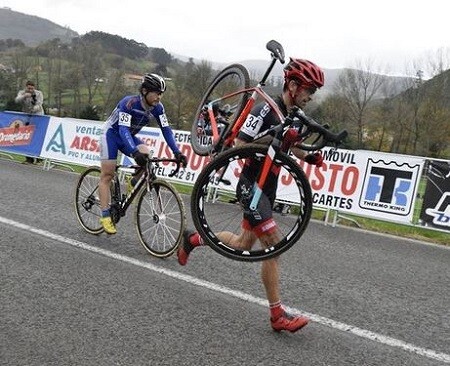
left=74, top=166, right=104, bottom=234
left=135, top=179, right=186, bottom=258
left=191, top=145, right=313, bottom=261
left=191, top=64, right=250, bottom=156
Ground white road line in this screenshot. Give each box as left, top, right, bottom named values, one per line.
left=1, top=216, right=449, bottom=364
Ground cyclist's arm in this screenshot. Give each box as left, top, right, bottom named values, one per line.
left=153, top=104, right=181, bottom=155
left=161, top=125, right=180, bottom=154
left=116, top=105, right=139, bottom=153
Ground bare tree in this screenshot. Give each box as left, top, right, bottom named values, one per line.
left=72, top=41, right=104, bottom=106
left=334, top=59, right=386, bottom=148
left=10, top=49, right=33, bottom=90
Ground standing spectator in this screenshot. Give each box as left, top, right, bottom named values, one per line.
left=15, top=80, right=44, bottom=163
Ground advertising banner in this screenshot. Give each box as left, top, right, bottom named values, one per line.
left=419, top=160, right=450, bottom=231
left=41, top=117, right=103, bottom=166
left=183, top=145, right=424, bottom=224
left=120, top=128, right=212, bottom=185
left=7, top=111, right=425, bottom=225
left=304, top=149, right=424, bottom=224
left=0, top=111, right=49, bottom=157
left=272, top=148, right=423, bottom=224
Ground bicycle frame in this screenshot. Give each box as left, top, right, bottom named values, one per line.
left=206, top=85, right=285, bottom=150
left=110, top=158, right=181, bottom=222
left=199, top=39, right=347, bottom=214
left=203, top=43, right=285, bottom=153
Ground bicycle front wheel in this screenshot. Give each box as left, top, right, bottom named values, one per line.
left=74, top=166, right=104, bottom=234
left=191, top=145, right=313, bottom=261
left=135, top=179, right=186, bottom=258
left=191, top=64, right=250, bottom=156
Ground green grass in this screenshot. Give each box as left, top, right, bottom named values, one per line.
left=311, top=210, right=449, bottom=246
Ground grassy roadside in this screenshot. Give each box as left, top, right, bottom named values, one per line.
left=310, top=210, right=449, bottom=246
left=2, top=153, right=448, bottom=247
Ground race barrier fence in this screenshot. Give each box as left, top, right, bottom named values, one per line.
left=1, top=111, right=449, bottom=234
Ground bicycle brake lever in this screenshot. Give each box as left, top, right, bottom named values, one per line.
left=168, top=160, right=182, bottom=178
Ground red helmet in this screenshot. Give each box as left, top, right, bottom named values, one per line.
left=284, top=58, right=324, bottom=89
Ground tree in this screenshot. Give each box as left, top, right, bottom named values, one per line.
left=151, top=48, right=172, bottom=70
left=334, top=60, right=386, bottom=148
left=72, top=40, right=104, bottom=106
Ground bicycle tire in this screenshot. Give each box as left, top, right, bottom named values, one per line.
left=74, top=166, right=104, bottom=234
left=190, top=145, right=313, bottom=261
left=135, top=179, right=186, bottom=258
left=191, top=64, right=250, bottom=156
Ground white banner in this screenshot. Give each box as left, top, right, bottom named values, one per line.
left=41, top=117, right=102, bottom=166
left=40, top=117, right=425, bottom=224
left=296, top=148, right=424, bottom=224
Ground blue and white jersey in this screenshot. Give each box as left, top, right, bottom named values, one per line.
left=103, top=94, right=179, bottom=155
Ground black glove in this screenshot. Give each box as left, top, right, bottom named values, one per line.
left=304, top=152, right=323, bottom=167
left=175, top=152, right=188, bottom=167
left=132, top=150, right=148, bottom=167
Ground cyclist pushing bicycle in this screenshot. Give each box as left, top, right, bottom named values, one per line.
left=99, top=73, right=187, bottom=234
left=178, top=56, right=326, bottom=333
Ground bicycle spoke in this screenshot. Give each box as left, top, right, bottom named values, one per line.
left=191, top=145, right=312, bottom=261
left=191, top=64, right=250, bottom=156
left=136, top=181, right=185, bottom=258
left=74, top=167, right=104, bottom=234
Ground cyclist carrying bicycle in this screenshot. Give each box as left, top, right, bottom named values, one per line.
left=99, top=73, right=187, bottom=234
left=178, top=58, right=325, bottom=332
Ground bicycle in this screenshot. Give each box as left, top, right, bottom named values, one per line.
left=189, top=40, right=348, bottom=262
left=190, top=40, right=285, bottom=157
left=74, top=156, right=186, bottom=258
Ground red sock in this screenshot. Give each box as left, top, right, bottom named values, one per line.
left=189, top=232, right=204, bottom=246
left=269, top=301, right=284, bottom=320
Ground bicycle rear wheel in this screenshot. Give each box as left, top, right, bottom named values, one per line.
left=135, top=179, right=186, bottom=258
left=191, top=64, right=250, bottom=156
left=191, top=145, right=312, bottom=261
left=74, top=166, right=104, bottom=234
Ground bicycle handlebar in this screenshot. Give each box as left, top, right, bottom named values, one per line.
left=286, top=107, right=348, bottom=151
left=148, top=157, right=184, bottom=177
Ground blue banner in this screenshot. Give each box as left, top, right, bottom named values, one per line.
left=0, top=111, right=50, bottom=157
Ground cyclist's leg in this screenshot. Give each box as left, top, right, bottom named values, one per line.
left=216, top=228, right=256, bottom=250
left=99, top=160, right=117, bottom=234
left=255, top=230, right=309, bottom=332
left=246, top=194, right=309, bottom=332
left=99, top=129, right=119, bottom=234
left=177, top=225, right=257, bottom=266
left=122, top=137, right=150, bottom=186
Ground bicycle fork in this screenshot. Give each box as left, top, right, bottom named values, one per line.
left=249, top=147, right=282, bottom=211
left=248, top=130, right=288, bottom=211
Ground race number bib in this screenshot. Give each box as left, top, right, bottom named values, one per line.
left=118, top=112, right=132, bottom=127
left=160, top=113, right=169, bottom=127
left=241, top=114, right=263, bottom=138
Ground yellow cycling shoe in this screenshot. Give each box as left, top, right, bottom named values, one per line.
left=100, top=216, right=117, bottom=235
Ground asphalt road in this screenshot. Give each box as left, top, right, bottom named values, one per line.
left=1, top=158, right=449, bottom=366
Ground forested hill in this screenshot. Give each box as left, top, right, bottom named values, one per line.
left=0, top=7, right=78, bottom=45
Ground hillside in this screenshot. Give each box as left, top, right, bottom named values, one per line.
left=0, top=7, right=415, bottom=99
left=0, top=7, right=79, bottom=45
left=0, top=8, right=422, bottom=101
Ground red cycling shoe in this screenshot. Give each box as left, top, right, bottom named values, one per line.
left=271, top=312, right=309, bottom=333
